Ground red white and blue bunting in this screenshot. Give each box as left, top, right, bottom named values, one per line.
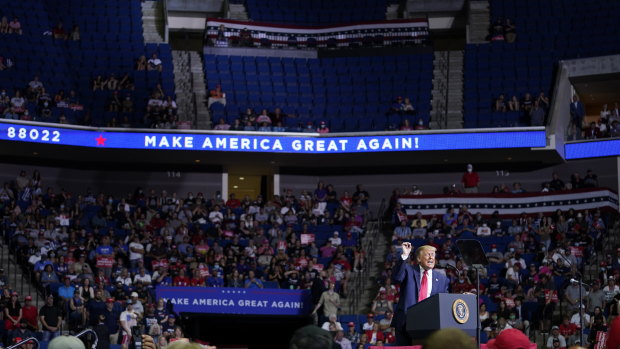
left=205, top=18, right=429, bottom=48
left=398, top=188, right=619, bottom=217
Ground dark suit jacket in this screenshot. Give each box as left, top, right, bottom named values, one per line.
left=392, top=257, right=450, bottom=329
left=570, top=101, right=585, bottom=124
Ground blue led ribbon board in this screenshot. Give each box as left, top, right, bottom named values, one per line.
left=565, top=139, right=620, bottom=160
left=0, top=122, right=546, bottom=154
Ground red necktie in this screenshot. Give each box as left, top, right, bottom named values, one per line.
left=419, top=270, right=428, bottom=302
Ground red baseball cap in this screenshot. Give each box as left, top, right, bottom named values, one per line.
left=25, top=296, right=32, bottom=301
left=106, top=298, right=115, bottom=303
left=487, top=329, right=532, bottom=349
left=347, top=322, right=355, bottom=327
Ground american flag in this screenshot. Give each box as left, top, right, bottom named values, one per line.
left=594, top=331, right=607, bottom=349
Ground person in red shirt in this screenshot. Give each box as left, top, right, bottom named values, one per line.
left=461, top=164, right=480, bottom=193
left=365, top=323, right=384, bottom=345
left=452, top=274, right=474, bottom=294
left=21, top=296, right=38, bottom=331
left=173, top=269, right=190, bottom=287
left=384, top=327, right=396, bottom=344
left=559, top=316, right=577, bottom=343
left=225, top=193, right=241, bottom=209
left=189, top=269, right=205, bottom=287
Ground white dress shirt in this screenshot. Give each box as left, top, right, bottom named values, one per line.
left=400, top=254, right=433, bottom=299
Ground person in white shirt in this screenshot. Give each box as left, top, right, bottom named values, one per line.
left=569, top=308, right=590, bottom=329
left=546, top=326, right=566, bottom=348
left=321, top=314, right=343, bottom=331
left=129, top=292, right=144, bottom=316
left=329, top=231, right=342, bottom=247
left=334, top=330, right=352, bottom=349
left=603, top=277, right=620, bottom=302
left=362, top=313, right=376, bottom=331
left=162, top=96, right=177, bottom=113
left=133, top=268, right=152, bottom=285
left=505, top=263, right=522, bottom=287
left=28, top=251, right=42, bottom=266
left=128, top=236, right=144, bottom=269
left=477, top=223, right=491, bottom=237
left=147, top=53, right=162, bottom=72
left=208, top=205, right=224, bottom=224
left=119, top=301, right=138, bottom=349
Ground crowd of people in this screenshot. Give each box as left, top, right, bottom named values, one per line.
left=385, top=166, right=601, bottom=200
left=211, top=106, right=295, bottom=133
left=0, top=53, right=175, bottom=129
left=493, top=91, right=550, bottom=126
left=386, top=96, right=416, bottom=118
left=385, top=96, right=429, bottom=131
left=0, top=16, right=22, bottom=35
left=0, top=171, right=373, bottom=347
left=579, top=102, right=620, bottom=140
left=0, top=76, right=83, bottom=123
left=569, top=96, right=620, bottom=141
left=206, top=84, right=335, bottom=133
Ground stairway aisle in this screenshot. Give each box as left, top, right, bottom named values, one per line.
left=141, top=1, right=165, bottom=43
left=468, top=1, right=490, bottom=44
left=190, top=52, right=211, bottom=129
left=431, top=51, right=464, bottom=129
left=172, top=51, right=194, bottom=126
left=228, top=2, right=249, bottom=20
left=341, top=221, right=390, bottom=315
left=172, top=51, right=210, bottom=129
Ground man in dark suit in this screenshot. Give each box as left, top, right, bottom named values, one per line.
left=570, top=94, right=585, bottom=140
left=392, top=242, right=450, bottom=345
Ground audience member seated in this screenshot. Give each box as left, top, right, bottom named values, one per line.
left=489, top=19, right=504, bottom=41
left=0, top=16, right=8, bottom=34
left=9, top=17, right=22, bottom=35
left=208, top=84, right=226, bottom=109
left=135, top=56, right=147, bottom=71
left=52, top=22, right=67, bottom=40
left=238, top=27, right=253, bottom=47
left=317, top=121, right=329, bottom=133
left=147, top=53, right=163, bottom=72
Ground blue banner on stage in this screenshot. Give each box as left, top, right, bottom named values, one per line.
left=156, top=286, right=313, bottom=316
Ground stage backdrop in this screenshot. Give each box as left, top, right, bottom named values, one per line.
left=156, top=286, right=312, bottom=316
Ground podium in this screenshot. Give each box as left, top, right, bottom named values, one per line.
left=406, top=293, right=478, bottom=341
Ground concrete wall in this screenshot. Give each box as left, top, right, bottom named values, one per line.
left=167, top=0, right=224, bottom=13
left=548, top=63, right=573, bottom=157
left=407, top=0, right=465, bottom=13
left=563, top=54, right=620, bottom=77
left=0, top=164, right=221, bottom=199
